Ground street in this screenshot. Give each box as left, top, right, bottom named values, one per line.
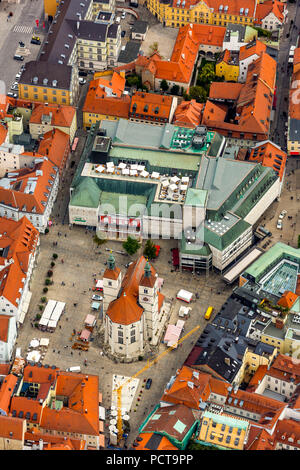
left=0, top=0, right=45, bottom=93
left=271, top=0, right=300, bottom=151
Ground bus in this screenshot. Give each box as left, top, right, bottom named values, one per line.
left=205, top=306, right=214, bottom=320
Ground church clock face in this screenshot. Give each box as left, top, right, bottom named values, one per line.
left=143, top=297, right=149, bottom=302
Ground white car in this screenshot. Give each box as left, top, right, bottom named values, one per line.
left=92, top=294, right=103, bottom=301
left=279, top=210, right=287, bottom=219
left=79, top=77, right=86, bottom=85
left=121, top=11, right=126, bottom=19
left=11, top=83, right=18, bottom=90
left=277, top=220, right=283, bottom=230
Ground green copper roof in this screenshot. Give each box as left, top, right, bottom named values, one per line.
left=242, top=242, right=300, bottom=282
left=69, top=177, right=101, bottom=208
left=185, top=188, right=208, bottom=207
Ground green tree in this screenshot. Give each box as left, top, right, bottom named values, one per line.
left=197, top=63, right=215, bottom=87
left=187, top=439, right=219, bottom=451
left=170, top=84, right=180, bottom=95
left=52, top=253, right=58, bottom=260
left=188, top=86, right=207, bottom=102
left=149, top=41, right=159, bottom=54
left=160, top=79, right=169, bottom=92
left=127, top=75, right=142, bottom=88
left=45, top=278, right=51, bottom=286
left=143, top=240, right=157, bottom=260
left=123, top=236, right=141, bottom=255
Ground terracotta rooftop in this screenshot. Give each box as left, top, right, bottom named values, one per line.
left=277, top=291, right=298, bottom=309
left=255, top=0, right=285, bottom=24
left=0, top=217, right=39, bottom=307
left=0, top=157, right=58, bottom=215
left=170, top=0, right=256, bottom=16
left=0, top=415, right=25, bottom=442
left=29, top=103, right=76, bottom=128
left=83, top=80, right=130, bottom=118
left=173, top=100, right=203, bottom=128
left=0, top=315, right=12, bottom=343
left=133, top=432, right=177, bottom=450
left=161, top=366, right=211, bottom=409
left=107, top=256, right=157, bottom=325
left=249, top=140, right=287, bottom=182
left=0, top=374, right=18, bottom=415
left=94, top=72, right=126, bottom=98
left=38, top=128, right=70, bottom=172
left=141, top=404, right=196, bottom=443
left=239, top=39, right=267, bottom=62
left=130, top=91, right=173, bottom=120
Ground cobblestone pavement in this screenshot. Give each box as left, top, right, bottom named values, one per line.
left=15, top=213, right=232, bottom=447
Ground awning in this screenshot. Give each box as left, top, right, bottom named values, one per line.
left=80, top=329, right=91, bottom=342
left=18, top=291, right=32, bottom=324
left=99, top=406, right=106, bottom=420
left=84, top=314, right=96, bottom=327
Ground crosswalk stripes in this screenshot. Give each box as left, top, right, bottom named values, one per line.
left=12, top=25, right=33, bottom=34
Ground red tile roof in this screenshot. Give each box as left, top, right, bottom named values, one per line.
left=0, top=123, right=8, bottom=146
left=0, top=415, right=25, bottom=442
left=0, top=315, right=12, bottom=343
left=30, top=103, right=76, bottom=128
left=130, top=91, right=173, bottom=121
left=277, top=291, right=298, bottom=309
left=133, top=432, right=177, bottom=450
left=209, top=82, right=243, bottom=100
left=171, top=0, right=256, bottom=16
left=0, top=374, right=18, bottom=415
left=38, top=128, right=70, bottom=172
left=141, top=404, right=196, bottom=444
left=94, top=72, right=126, bottom=98
left=0, top=157, right=58, bottom=215
left=249, top=140, right=287, bottom=181
left=0, top=217, right=39, bottom=307
left=83, top=80, right=130, bottom=118
left=107, top=256, right=157, bottom=325
left=173, top=100, right=204, bottom=128
left=239, top=39, right=267, bottom=62
left=255, top=0, right=285, bottom=24
left=203, top=52, right=276, bottom=139
left=161, top=366, right=211, bottom=409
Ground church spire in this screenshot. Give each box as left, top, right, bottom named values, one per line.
left=108, top=251, right=115, bottom=270
left=144, top=260, right=151, bottom=278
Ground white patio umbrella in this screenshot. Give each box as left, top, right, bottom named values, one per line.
left=27, top=350, right=41, bottom=362
left=30, top=339, right=39, bottom=348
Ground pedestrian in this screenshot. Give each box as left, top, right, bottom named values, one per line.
left=61, top=259, right=64, bottom=263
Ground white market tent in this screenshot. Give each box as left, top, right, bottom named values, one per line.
left=40, top=338, right=50, bottom=347
left=27, top=350, right=41, bottom=362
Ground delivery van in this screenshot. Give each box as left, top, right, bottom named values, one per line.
left=205, top=306, right=214, bottom=320
left=66, top=366, right=81, bottom=372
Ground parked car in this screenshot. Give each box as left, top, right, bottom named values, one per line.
left=15, top=74, right=21, bottom=81
left=31, top=35, right=41, bottom=45
left=121, top=30, right=126, bottom=37
left=145, top=378, right=152, bottom=390
left=13, top=55, right=24, bottom=61
left=92, top=294, right=103, bottom=301
left=79, top=77, right=86, bottom=85
left=276, top=220, right=283, bottom=230
left=7, top=92, right=17, bottom=98
left=11, top=82, right=19, bottom=90
left=279, top=210, right=287, bottom=219
left=121, top=11, right=126, bottom=19
left=79, top=70, right=88, bottom=77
